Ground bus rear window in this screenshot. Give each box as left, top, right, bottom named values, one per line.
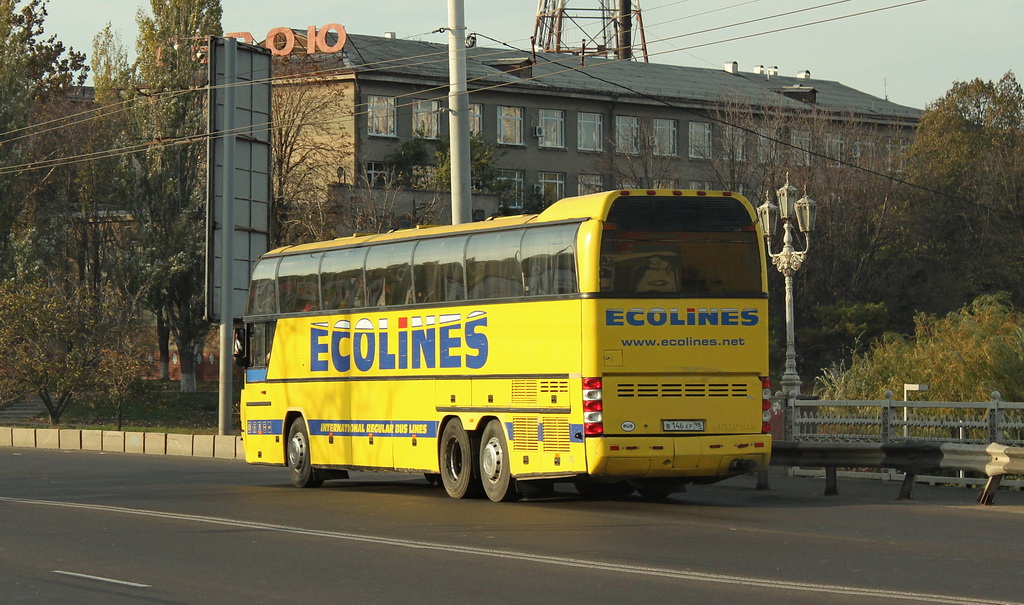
left=599, top=196, right=762, bottom=296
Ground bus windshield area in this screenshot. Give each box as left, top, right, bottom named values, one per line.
left=599, top=196, right=763, bottom=297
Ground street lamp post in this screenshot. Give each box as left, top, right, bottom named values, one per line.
left=757, top=178, right=818, bottom=398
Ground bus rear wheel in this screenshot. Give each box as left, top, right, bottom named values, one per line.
left=287, top=417, right=323, bottom=488
left=479, top=420, right=520, bottom=502
left=439, top=419, right=482, bottom=499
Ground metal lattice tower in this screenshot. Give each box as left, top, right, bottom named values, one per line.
left=533, top=0, right=648, bottom=61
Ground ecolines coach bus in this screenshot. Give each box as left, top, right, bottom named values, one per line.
left=238, top=189, right=771, bottom=501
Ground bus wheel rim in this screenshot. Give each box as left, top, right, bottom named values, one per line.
left=289, top=433, right=306, bottom=468
left=481, top=437, right=502, bottom=481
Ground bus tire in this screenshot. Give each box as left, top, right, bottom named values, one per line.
left=479, top=420, right=520, bottom=502
left=439, top=418, right=482, bottom=499
left=287, top=417, right=323, bottom=488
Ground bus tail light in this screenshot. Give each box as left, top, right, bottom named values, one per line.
left=583, top=377, right=603, bottom=436
left=761, top=376, right=772, bottom=434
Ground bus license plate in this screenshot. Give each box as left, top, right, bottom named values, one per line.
left=662, top=419, right=705, bottom=432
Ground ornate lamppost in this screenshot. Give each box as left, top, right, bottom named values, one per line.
left=757, top=178, right=818, bottom=398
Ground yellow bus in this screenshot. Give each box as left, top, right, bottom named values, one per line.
left=238, top=189, right=771, bottom=501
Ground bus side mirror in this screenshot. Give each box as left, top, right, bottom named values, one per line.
left=233, top=327, right=250, bottom=367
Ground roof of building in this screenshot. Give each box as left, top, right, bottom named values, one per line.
left=324, top=33, right=922, bottom=123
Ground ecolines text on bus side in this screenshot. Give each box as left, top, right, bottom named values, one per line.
left=309, top=312, right=488, bottom=374
left=605, top=307, right=760, bottom=327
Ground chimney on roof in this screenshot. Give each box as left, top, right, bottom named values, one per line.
left=724, top=61, right=738, bottom=75
left=754, top=65, right=765, bottom=75
left=767, top=66, right=779, bottom=77
left=797, top=70, right=811, bottom=79
left=383, top=32, right=396, bottom=39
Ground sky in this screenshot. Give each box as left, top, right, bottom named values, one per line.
left=39, top=0, right=1023, bottom=110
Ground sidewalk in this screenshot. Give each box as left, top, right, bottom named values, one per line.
left=0, top=425, right=243, bottom=459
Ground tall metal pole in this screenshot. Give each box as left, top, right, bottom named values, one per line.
left=217, top=37, right=237, bottom=436
left=447, top=0, right=472, bottom=225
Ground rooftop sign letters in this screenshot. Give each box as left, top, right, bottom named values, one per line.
left=225, top=24, right=347, bottom=56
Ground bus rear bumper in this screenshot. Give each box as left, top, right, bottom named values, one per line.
left=586, top=433, right=771, bottom=479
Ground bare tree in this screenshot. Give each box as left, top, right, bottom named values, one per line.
left=271, top=56, right=353, bottom=246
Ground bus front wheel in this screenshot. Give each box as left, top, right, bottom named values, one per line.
left=287, top=417, right=323, bottom=488
left=479, top=420, right=520, bottom=502
left=439, top=418, right=482, bottom=499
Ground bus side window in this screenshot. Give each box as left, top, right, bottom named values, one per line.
left=321, top=248, right=367, bottom=310
left=521, top=224, right=578, bottom=296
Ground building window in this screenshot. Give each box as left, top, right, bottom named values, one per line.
left=688, top=180, right=715, bottom=190
left=538, top=109, right=565, bottom=148
left=578, top=112, right=603, bottom=151
left=365, top=161, right=391, bottom=187
left=652, top=118, right=677, bottom=157
left=886, top=137, right=908, bottom=171
left=367, top=95, right=396, bottom=137
left=498, top=169, right=525, bottom=210
left=578, top=173, right=603, bottom=195
left=721, top=126, right=746, bottom=162
left=468, top=103, right=483, bottom=136
left=498, top=106, right=524, bottom=145
left=756, top=126, right=777, bottom=163
left=653, top=178, right=678, bottom=189
left=537, top=172, right=565, bottom=204
left=615, top=115, right=640, bottom=154
left=688, top=121, right=712, bottom=160
left=791, top=130, right=812, bottom=166
left=826, top=135, right=845, bottom=166
left=413, top=99, right=441, bottom=139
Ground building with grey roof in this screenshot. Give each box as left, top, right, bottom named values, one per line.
left=272, top=31, right=922, bottom=229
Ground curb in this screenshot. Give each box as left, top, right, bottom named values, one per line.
left=0, top=426, right=244, bottom=459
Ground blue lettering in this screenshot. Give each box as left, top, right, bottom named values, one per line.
left=412, top=328, right=435, bottom=368
left=669, top=308, right=686, bottom=325
left=439, top=324, right=461, bottom=368
left=354, top=332, right=375, bottom=372
left=626, top=309, right=645, bottom=326
left=741, top=308, right=759, bottom=326
left=378, top=332, right=396, bottom=370
left=721, top=308, right=739, bottom=326
left=647, top=308, right=667, bottom=326
left=606, top=309, right=624, bottom=325
left=698, top=308, right=718, bottom=325
left=465, top=317, right=489, bottom=369
left=311, top=328, right=329, bottom=372
left=331, top=330, right=350, bottom=372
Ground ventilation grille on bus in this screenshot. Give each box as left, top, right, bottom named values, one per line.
left=511, top=379, right=569, bottom=405
left=616, top=382, right=749, bottom=398
left=512, top=416, right=570, bottom=453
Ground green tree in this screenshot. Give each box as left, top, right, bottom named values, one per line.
left=131, top=0, right=222, bottom=392
left=0, top=0, right=87, bottom=277
left=899, top=72, right=1024, bottom=315
left=816, top=294, right=1024, bottom=402
left=0, top=281, right=147, bottom=424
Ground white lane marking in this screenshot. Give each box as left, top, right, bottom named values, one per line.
left=52, top=570, right=151, bottom=588
left=3, top=496, right=1016, bottom=605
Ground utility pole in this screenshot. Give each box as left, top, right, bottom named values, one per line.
left=447, top=0, right=472, bottom=225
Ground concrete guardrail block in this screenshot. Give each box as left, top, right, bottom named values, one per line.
left=82, top=430, right=103, bottom=451
left=59, top=429, right=82, bottom=450
left=214, top=435, right=238, bottom=459
left=37, top=429, right=59, bottom=449
left=125, top=432, right=145, bottom=453
left=0, top=427, right=12, bottom=447
left=102, top=430, right=125, bottom=452
left=193, top=434, right=215, bottom=458
left=166, top=434, right=193, bottom=457
left=144, top=432, right=166, bottom=455
left=12, top=428, right=36, bottom=447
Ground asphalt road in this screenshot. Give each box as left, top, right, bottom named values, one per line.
left=1, top=448, right=1022, bottom=604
